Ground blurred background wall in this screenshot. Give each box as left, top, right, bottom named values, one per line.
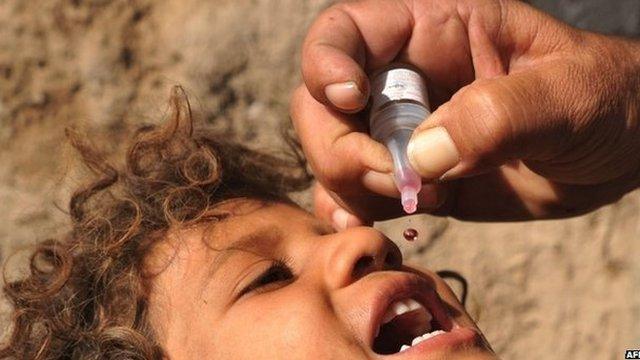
left=0, top=0, right=638, bottom=359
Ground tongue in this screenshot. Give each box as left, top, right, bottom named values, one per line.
left=388, top=308, right=433, bottom=339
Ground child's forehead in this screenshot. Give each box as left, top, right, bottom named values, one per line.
left=170, top=198, right=327, bottom=248
left=211, top=198, right=318, bottom=230
left=146, top=199, right=330, bottom=287
left=147, top=198, right=332, bottom=275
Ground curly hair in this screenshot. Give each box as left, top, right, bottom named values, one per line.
left=0, top=86, right=312, bottom=359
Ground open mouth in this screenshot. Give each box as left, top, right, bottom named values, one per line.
left=372, top=297, right=451, bottom=355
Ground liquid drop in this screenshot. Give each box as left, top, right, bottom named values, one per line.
left=403, top=228, right=418, bottom=241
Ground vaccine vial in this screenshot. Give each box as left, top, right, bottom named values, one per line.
left=368, top=64, right=431, bottom=213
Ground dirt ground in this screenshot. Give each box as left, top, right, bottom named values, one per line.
left=0, top=1, right=638, bottom=359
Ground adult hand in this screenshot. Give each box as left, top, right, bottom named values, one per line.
left=290, top=0, right=640, bottom=228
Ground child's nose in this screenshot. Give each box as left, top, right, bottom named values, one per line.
left=323, top=227, right=402, bottom=289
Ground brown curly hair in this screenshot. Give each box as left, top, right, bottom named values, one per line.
left=0, top=86, right=311, bottom=359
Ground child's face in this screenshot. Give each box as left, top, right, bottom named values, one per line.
left=146, top=199, right=496, bottom=360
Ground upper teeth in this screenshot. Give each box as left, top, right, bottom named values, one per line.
left=379, top=298, right=445, bottom=353
left=400, top=330, right=446, bottom=352
left=382, top=299, right=428, bottom=324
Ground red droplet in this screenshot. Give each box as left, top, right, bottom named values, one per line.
left=403, top=228, right=418, bottom=241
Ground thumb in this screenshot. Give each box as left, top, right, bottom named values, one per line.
left=407, top=69, right=564, bottom=180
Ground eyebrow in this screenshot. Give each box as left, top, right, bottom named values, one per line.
left=199, top=218, right=332, bottom=298
left=204, top=225, right=284, bottom=281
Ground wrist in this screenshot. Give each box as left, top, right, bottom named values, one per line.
left=580, top=34, right=640, bottom=187
left=620, top=38, right=640, bottom=113
left=621, top=39, right=640, bottom=186
left=622, top=39, right=640, bottom=106
left=628, top=39, right=640, bottom=71
left=623, top=42, right=640, bottom=133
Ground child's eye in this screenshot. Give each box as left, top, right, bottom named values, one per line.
left=239, top=260, right=294, bottom=297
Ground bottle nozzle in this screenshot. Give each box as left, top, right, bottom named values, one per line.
left=401, top=186, right=418, bottom=214
left=382, top=129, right=422, bottom=214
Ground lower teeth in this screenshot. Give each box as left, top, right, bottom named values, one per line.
left=399, top=330, right=447, bottom=352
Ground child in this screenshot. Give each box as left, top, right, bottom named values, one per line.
left=0, top=87, right=495, bottom=359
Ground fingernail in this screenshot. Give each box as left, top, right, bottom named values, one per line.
left=324, top=81, right=366, bottom=112
left=407, top=127, right=460, bottom=179
left=331, top=208, right=350, bottom=231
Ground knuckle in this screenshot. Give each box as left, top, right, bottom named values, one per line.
left=453, top=82, right=514, bottom=157
left=312, top=145, right=362, bottom=195
left=314, top=161, right=347, bottom=193
left=306, top=153, right=346, bottom=195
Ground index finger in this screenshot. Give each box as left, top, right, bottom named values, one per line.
left=301, top=0, right=414, bottom=112
left=290, top=85, right=395, bottom=196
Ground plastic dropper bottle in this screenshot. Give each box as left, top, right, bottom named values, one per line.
left=369, top=64, right=431, bottom=214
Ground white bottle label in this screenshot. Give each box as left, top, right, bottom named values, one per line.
left=371, top=67, right=429, bottom=111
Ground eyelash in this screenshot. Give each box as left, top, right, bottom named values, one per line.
left=238, top=257, right=295, bottom=298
